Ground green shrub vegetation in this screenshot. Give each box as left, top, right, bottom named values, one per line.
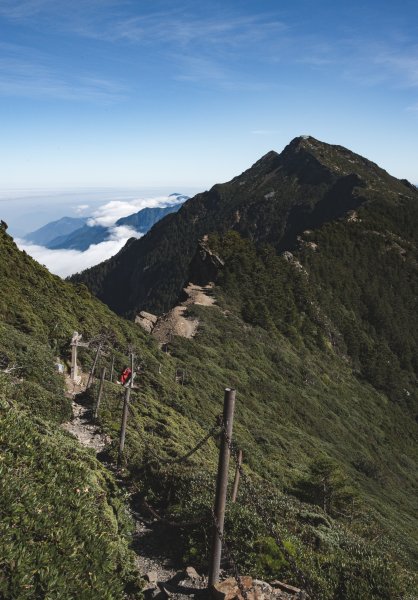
left=1, top=132, right=418, bottom=600
left=0, top=375, right=141, bottom=599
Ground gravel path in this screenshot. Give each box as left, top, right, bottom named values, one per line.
left=61, top=373, right=109, bottom=453
left=61, top=372, right=302, bottom=600
left=130, top=513, right=209, bottom=600
left=61, top=398, right=109, bottom=453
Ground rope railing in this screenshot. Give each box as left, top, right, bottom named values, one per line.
left=84, top=353, right=312, bottom=600
left=139, top=499, right=208, bottom=528
left=219, top=422, right=312, bottom=599
left=131, top=409, right=312, bottom=598
left=128, top=405, right=222, bottom=466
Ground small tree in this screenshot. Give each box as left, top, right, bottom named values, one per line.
left=293, top=457, right=359, bottom=518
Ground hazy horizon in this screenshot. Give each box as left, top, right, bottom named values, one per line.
left=0, top=186, right=203, bottom=237
left=4, top=188, right=198, bottom=277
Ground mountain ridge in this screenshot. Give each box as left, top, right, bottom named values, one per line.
left=71, top=136, right=418, bottom=317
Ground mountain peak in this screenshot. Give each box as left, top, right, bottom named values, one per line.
left=284, top=135, right=342, bottom=158
left=280, top=135, right=405, bottom=191
left=72, top=136, right=418, bottom=316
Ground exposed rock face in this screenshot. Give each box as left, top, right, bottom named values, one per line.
left=188, top=238, right=225, bottom=285
left=151, top=282, right=216, bottom=344
left=211, top=577, right=306, bottom=600
left=135, top=311, right=158, bottom=333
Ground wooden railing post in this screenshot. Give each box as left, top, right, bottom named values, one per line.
left=70, top=342, right=78, bottom=382
left=109, top=354, right=115, bottom=383
left=118, top=353, right=134, bottom=465
left=231, top=449, right=243, bottom=503
left=208, top=388, right=236, bottom=587
left=86, top=344, right=101, bottom=389
left=93, top=367, right=106, bottom=420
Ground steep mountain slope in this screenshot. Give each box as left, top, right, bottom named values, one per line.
left=68, top=137, right=418, bottom=591
left=25, top=216, right=86, bottom=246
left=2, top=133, right=418, bottom=598
left=71, top=136, right=418, bottom=410
left=1, top=215, right=417, bottom=598
left=0, top=229, right=149, bottom=598
left=72, top=136, right=416, bottom=317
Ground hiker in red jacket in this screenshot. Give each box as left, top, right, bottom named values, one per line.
left=119, top=367, right=132, bottom=386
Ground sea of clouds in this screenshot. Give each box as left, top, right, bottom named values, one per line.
left=16, top=194, right=186, bottom=278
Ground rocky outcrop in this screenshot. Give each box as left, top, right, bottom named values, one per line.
left=211, top=576, right=307, bottom=600
left=135, top=311, right=158, bottom=333
left=188, top=237, right=224, bottom=286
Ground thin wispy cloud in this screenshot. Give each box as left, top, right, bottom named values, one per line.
left=0, top=3, right=289, bottom=90
left=3, top=2, right=417, bottom=98
left=251, top=129, right=280, bottom=136
left=0, top=45, right=127, bottom=101
left=0, top=0, right=54, bottom=19
left=0, top=0, right=120, bottom=22
left=108, top=12, right=288, bottom=48
left=374, top=51, right=418, bottom=87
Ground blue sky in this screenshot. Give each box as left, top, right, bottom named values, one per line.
left=1, top=0, right=418, bottom=188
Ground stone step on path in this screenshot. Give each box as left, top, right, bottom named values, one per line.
left=211, top=577, right=305, bottom=600
left=133, top=517, right=208, bottom=600
left=132, top=517, right=304, bottom=600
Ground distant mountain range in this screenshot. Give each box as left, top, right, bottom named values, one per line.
left=24, top=193, right=188, bottom=251
left=25, top=216, right=86, bottom=246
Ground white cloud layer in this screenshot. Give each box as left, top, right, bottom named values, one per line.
left=15, top=193, right=186, bottom=277
left=87, top=194, right=184, bottom=227
left=74, top=203, right=90, bottom=214
left=17, top=225, right=142, bottom=277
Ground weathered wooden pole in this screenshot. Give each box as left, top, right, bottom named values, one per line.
left=86, top=344, right=101, bottom=389
left=231, top=449, right=243, bottom=503
left=118, top=353, right=134, bottom=465
left=70, top=331, right=83, bottom=382
left=93, top=367, right=106, bottom=420
left=208, top=388, right=236, bottom=587
left=109, top=355, right=115, bottom=382
left=70, top=342, right=78, bottom=382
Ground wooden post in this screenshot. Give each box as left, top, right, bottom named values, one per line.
left=231, top=449, right=243, bottom=503
left=93, top=367, right=106, bottom=420
left=208, top=388, right=236, bottom=587
left=70, top=331, right=83, bottom=382
left=86, top=344, right=101, bottom=389
left=70, top=342, right=78, bottom=382
left=118, top=353, right=134, bottom=465
left=110, top=354, right=115, bottom=382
